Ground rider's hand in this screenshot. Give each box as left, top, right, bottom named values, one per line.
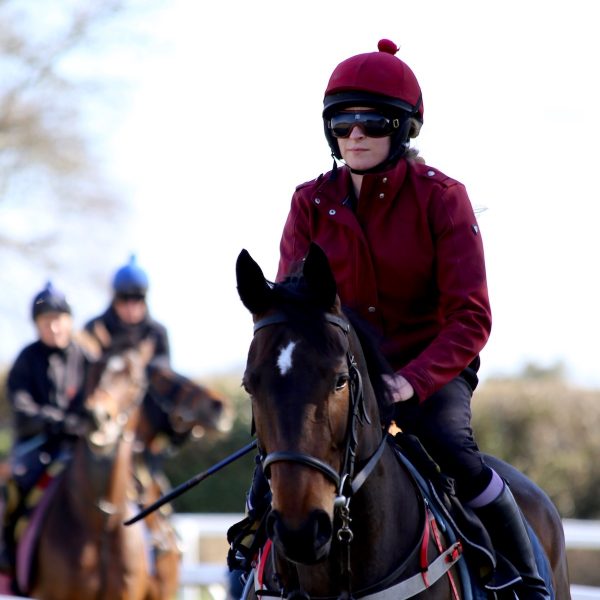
left=382, top=374, right=415, bottom=403
left=40, top=405, right=64, bottom=422
left=63, top=414, right=88, bottom=437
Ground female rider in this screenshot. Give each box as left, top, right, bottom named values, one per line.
left=274, top=39, right=549, bottom=600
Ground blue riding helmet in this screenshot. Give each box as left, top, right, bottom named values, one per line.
left=112, top=254, right=149, bottom=297
left=32, top=281, right=72, bottom=321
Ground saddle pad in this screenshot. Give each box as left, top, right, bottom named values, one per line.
left=16, top=471, right=63, bottom=593
left=393, top=442, right=554, bottom=600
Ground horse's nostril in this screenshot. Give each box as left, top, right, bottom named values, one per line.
left=313, top=509, right=333, bottom=545
left=267, top=509, right=333, bottom=564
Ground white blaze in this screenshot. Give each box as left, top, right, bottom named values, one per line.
left=277, top=340, right=297, bottom=376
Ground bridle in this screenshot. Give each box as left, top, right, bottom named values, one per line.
left=87, top=361, right=147, bottom=456
left=252, top=311, right=387, bottom=557
left=250, top=311, right=464, bottom=600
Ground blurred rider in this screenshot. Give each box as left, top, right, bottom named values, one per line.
left=0, top=282, right=92, bottom=575
left=232, top=39, right=549, bottom=600
left=84, top=254, right=170, bottom=367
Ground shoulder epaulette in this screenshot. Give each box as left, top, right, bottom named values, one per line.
left=412, top=162, right=458, bottom=188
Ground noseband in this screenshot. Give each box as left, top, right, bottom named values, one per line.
left=253, top=311, right=387, bottom=501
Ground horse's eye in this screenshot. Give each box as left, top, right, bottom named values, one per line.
left=334, top=374, right=350, bottom=392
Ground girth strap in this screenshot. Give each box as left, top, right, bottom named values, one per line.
left=357, top=541, right=463, bottom=600
left=254, top=534, right=463, bottom=600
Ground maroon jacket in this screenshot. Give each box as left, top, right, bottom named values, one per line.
left=277, top=158, right=492, bottom=401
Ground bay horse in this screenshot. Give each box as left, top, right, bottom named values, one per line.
left=138, top=364, right=232, bottom=452
left=134, top=365, right=233, bottom=600
left=235, top=244, right=570, bottom=600
left=30, top=343, right=154, bottom=600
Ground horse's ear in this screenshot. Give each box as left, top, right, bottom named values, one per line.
left=303, top=243, right=337, bottom=310
left=236, top=249, right=272, bottom=314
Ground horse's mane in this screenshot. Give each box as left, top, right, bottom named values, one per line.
left=342, top=307, right=395, bottom=427
left=273, top=275, right=395, bottom=427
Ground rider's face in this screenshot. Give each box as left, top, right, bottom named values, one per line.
left=36, top=312, right=73, bottom=349
left=336, top=108, right=391, bottom=171
left=113, top=296, right=147, bottom=325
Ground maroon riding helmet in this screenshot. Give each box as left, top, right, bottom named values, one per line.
left=323, top=39, right=424, bottom=169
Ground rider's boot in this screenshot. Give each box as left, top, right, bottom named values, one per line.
left=473, top=483, right=551, bottom=600
left=227, top=457, right=271, bottom=573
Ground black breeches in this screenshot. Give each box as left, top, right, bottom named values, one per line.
left=393, top=374, right=493, bottom=502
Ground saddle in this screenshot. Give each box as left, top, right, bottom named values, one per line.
left=392, top=432, right=552, bottom=598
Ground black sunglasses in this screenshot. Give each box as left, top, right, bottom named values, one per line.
left=328, top=111, right=400, bottom=138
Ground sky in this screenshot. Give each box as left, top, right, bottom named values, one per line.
left=2, top=0, right=599, bottom=389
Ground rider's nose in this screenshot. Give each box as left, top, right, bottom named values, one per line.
left=348, top=124, right=366, bottom=138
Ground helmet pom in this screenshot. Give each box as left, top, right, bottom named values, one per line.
left=377, top=39, right=399, bottom=55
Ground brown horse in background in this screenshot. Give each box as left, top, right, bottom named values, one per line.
left=134, top=365, right=233, bottom=600
left=235, top=245, right=570, bottom=600
left=31, top=344, right=153, bottom=600
left=138, top=364, right=232, bottom=452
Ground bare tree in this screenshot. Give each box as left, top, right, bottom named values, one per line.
left=0, top=0, right=147, bottom=257
left=0, top=0, right=166, bottom=365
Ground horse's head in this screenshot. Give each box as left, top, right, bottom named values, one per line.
left=85, top=342, right=151, bottom=452
left=237, top=244, right=385, bottom=565
left=146, top=366, right=233, bottom=442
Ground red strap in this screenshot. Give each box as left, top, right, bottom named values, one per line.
left=419, top=510, right=432, bottom=587
left=430, top=514, right=461, bottom=600
left=257, top=538, right=272, bottom=588
left=37, top=471, right=53, bottom=490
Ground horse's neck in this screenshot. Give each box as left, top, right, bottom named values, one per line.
left=67, top=433, right=136, bottom=528
left=135, top=411, right=157, bottom=447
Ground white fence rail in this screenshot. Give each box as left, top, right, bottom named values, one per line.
left=172, top=515, right=600, bottom=599
left=1, top=516, right=595, bottom=600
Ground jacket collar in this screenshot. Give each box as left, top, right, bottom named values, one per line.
left=319, top=159, right=409, bottom=204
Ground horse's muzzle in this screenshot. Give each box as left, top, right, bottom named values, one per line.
left=267, top=509, right=333, bottom=564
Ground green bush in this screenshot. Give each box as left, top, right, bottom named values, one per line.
left=163, top=373, right=256, bottom=514
left=473, top=369, right=600, bottom=518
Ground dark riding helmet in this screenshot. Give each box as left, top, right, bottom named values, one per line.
left=32, top=281, right=72, bottom=321
left=323, top=39, right=423, bottom=171
left=112, top=254, right=149, bottom=297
